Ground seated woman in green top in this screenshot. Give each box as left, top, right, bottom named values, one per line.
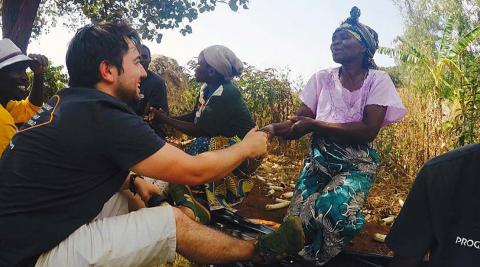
left=149, top=45, right=259, bottom=223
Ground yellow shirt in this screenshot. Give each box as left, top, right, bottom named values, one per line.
left=0, top=99, right=40, bottom=153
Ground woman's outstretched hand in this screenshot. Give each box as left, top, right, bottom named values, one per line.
left=289, top=116, right=314, bottom=132
left=146, top=107, right=169, bottom=123
left=287, top=116, right=315, bottom=139
left=260, top=117, right=315, bottom=140
left=260, top=121, right=294, bottom=138
left=258, top=125, right=275, bottom=138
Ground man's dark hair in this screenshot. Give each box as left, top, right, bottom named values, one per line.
left=66, top=20, right=141, bottom=87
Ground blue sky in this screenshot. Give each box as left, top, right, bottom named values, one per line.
left=29, top=0, right=404, bottom=80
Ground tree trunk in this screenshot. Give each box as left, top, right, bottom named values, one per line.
left=2, top=0, right=42, bottom=53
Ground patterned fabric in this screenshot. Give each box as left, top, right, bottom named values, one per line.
left=286, top=135, right=379, bottom=265
left=186, top=136, right=260, bottom=210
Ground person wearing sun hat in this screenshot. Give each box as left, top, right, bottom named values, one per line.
left=0, top=38, right=48, bottom=154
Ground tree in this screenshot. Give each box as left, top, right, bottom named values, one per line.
left=384, top=0, right=480, bottom=146
left=2, top=0, right=42, bottom=53
left=379, top=17, right=480, bottom=100
left=1, top=0, right=249, bottom=53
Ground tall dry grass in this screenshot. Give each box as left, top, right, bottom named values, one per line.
left=375, top=88, right=453, bottom=182
left=368, top=88, right=457, bottom=218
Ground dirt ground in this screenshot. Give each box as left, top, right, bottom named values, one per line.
left=235, top=153, right=405, bottom=257
left=236, top=178, right=393, bottom=257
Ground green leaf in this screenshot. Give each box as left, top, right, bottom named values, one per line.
left=438, top=16, right=456, bottom=59
left=229, top=0, right=239, bottom=11
left=450, top=25, right=480, bottom=57
left=378, top=46, right=422, bottom=64
left=397, top=37, right=429, bottom=63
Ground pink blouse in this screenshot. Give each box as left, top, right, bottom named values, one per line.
left=300, top=67, right=406, bottom=126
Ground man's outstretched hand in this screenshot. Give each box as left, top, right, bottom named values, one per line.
left=241, top=127, right=268, bottom=159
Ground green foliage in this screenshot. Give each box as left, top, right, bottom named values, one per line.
left=43, top=63, right=69, bottom=100
left=235, top=67, right=302, bottom=127
left=375, top=89, right=452, bottom=181
left=31, top=0, right=249, bottom=43
left=149, top=55, right=200, bottom=116
left=235, top=67, right=309, bottom=157
left=378, top=46, right=422, bottom=64
left=380, top=2, right=480, bottom=148
left=451, top=51, right=480, bottom=146
left=378, top=16, right=480, bottom=100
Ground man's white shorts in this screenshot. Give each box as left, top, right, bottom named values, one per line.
left=35, top=193, right=176, bottom=267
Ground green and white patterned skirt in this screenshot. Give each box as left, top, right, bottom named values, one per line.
left=286, top=135, right=379, bottom=265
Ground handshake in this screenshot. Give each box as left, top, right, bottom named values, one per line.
left=243, top=116, right=315, bottom=160
left=259, top=116, right=315, bottom=139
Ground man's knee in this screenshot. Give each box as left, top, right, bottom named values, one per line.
left=172, top=206, right=203, bottom=250
left=172, top=206, right=196, bottom=229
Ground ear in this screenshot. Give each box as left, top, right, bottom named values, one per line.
left=98, top=60, right=116, bottom=84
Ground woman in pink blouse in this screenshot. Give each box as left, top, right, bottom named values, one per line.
left=262, top=7, right=406, bottom=265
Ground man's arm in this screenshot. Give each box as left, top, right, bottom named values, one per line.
left=27, top=54, right=48, bottom=106
left=131, top=128, right=267, bottom=185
